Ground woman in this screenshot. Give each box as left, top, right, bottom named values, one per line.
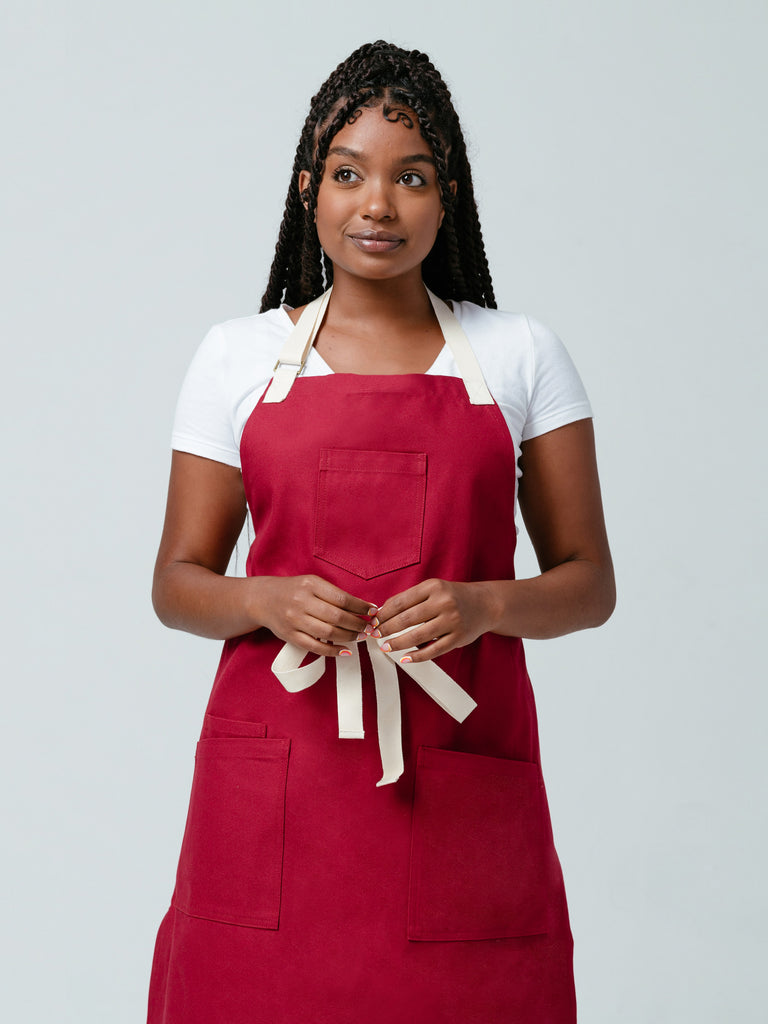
left=148, top=40, right=615, bottom=1024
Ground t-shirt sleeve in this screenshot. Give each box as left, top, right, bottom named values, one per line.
left=522, top=315, right=592, bottom=442
left=171, top=324, right=241, bottom=468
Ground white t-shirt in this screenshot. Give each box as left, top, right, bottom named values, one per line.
left=171, top=301, right=592, bottom=484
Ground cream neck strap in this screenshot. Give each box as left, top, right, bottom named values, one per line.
left=262, top=286, right=493, bottom=405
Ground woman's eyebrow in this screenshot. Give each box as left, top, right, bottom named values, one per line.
left=327, top=145, right=435, bottom=166
left=399, top=153, right=435, bottom=165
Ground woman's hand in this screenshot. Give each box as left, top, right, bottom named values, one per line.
left=249, top=575, right=374, bottom=658
left=376, top=579, right=499, bottom=663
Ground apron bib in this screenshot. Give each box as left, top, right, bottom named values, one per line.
left=148, top=290, right=576, bottom=1023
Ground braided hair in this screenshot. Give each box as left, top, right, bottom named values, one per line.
left=260, top=41, right=496, bottom=311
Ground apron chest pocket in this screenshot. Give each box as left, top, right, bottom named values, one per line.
left=314, top=448, right=427, bottom=579
left=408, top=746, right=554, bottom=942
left=173, top=732, right=290, bottom=930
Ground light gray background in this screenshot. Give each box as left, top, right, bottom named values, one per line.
left=2, top=2, right=765, bottom=1021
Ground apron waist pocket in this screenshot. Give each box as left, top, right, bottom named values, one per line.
left=173, top=729, right=290, bottom=930
left=408, top=746, right=556, bottom=942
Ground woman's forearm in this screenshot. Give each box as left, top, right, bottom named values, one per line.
left=482, top=557, right=616, bottom=641
left=152, top=561, right=374, bottom=654
left=152, top=562, right=267, bottom=640
left=375, top=553, right=615, bottom=663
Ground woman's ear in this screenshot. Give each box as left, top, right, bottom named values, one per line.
left=298, top=170, right=311, bottom=209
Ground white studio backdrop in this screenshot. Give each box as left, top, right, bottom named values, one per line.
left=1, top=1, right=765, bottom=1021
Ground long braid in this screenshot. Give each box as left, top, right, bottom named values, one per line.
left=406, top=96, right=466, bottom=298
left=259, top=41, right=497, bottom=311
left=261, top=127, right=311, bottom=310
left=449, top=128, right=496, bottom=306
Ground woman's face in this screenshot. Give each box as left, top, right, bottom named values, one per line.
left=299, top=103, right=453, bottom=288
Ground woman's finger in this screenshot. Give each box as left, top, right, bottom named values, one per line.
left=310, top=576, right=377, bottom=618
left=378, top=619, right=443, bottom=653
left=279, top=577, right=373, bottom=634
left=301, top=611, right=366, bottom=645
left=377, top=607, right=432, bottom=639
left=394, top=636, right=453, bottom=664
left=304, top=596, right=373, bottom=636
left=377, top=589, right=432, bottom=636
left=289, top=633, right=358, bottom=658
left=377, top=584, right=428, bottom=619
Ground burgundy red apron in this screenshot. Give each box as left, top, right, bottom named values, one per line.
left=148, top=289, right=576, bottom=1023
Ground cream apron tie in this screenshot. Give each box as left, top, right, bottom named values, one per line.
left=271, top=627, right=477, bottom=786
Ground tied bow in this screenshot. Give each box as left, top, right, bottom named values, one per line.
left=271, top=626, right=477, bottom=786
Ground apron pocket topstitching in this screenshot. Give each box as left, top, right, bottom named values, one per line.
left=314, top=448, right=427, bottom=579
left=200, top=714, right=268, bottom=739
left=408, top=746, right=552, bottom=942
left=173, top=734, right=290, bottom=929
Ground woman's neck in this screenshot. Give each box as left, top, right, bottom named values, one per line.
left=327, top=270, right=434, bottom=329
left=314, top=270, right=446, bottom=375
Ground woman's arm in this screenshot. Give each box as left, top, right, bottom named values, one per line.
left=152, top=451, right=372, bottom=652
left=496, top=416, right=615, bottom=636
left=375, top=418, right=615, bottom=661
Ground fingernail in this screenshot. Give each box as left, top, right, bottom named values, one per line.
left=339, top=649, right=353, bottom=657
left=356, top=632, right=367, bottom=641
left=371, top=629, right=382, bottom=638
left=367, top=606, right=379, bottom=616
left=381, top=642, right=392, bottom=653
left=399, top=655, right=413, bottom=664
left=371, top=617, right=380, bottom=628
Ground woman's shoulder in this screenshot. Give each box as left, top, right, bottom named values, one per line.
left=172, top=307, right=293, bottom=467
left=452, top=300, right=582, bottom=372
left=450, top=300, right=591, bottom=440
left=452, top=300, right=552, bottom=346
left=450, top=300, right=537, bottom=377
left=208, top=305, right=292, bottom=353
left=188, top=306, right=293, bottom=386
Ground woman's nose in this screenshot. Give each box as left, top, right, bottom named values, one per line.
left=360, top=179, right=395, bottom=220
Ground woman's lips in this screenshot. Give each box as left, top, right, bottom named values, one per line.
left=347, top=231, right=403, bottom=252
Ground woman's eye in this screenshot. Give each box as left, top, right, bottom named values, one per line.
left=399, top=171, right=426, bottom=187
left=331, top=167, right=361, bottom=184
